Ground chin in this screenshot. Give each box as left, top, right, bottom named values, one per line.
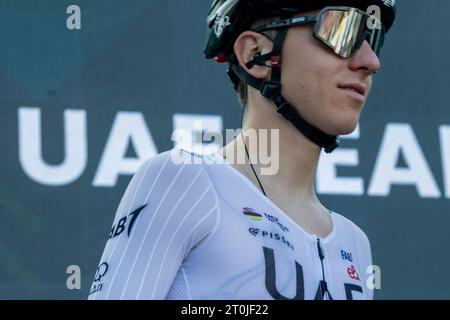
left=336, top=122, right=359, bottom=135
left=322, top=112, right=360, bottom=136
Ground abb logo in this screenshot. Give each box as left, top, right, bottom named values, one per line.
left=109, top=204, right=147, bottom=240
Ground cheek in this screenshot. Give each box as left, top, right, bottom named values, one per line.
left=280, top=41, right=340, bottom=122
left=278, top=29, right=364, bottom=135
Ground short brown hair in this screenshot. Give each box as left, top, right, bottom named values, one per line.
left=237, top=80, right=248, bottom=108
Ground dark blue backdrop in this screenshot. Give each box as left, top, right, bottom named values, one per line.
left=0, top=0, right=449, bottom=299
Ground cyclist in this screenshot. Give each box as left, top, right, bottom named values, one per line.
left=89, top=0, right=396, bottom=300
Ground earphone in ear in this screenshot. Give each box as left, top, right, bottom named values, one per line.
left=246, top=52, right=262, bottom=69
left=246, top=51, right=274, bottom=69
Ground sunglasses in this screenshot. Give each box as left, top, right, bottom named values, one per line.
left=252, top=6, right=386, bottom=58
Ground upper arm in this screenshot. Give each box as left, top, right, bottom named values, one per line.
left=88, top=149, right=218, bottom=300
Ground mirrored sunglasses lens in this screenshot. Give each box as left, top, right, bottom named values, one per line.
left=368, top=28, right=385, bottom=56
left=316, top=8, right=365, bottom=58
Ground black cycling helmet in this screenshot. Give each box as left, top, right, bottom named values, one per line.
left=203, top=0, right=397, bottom=154
left=205, top=0, right=396, bottom=59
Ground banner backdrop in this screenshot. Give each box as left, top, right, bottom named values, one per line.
left=0, top=0, right=449, bottom=299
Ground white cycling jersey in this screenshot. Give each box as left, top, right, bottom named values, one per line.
left=88, top=148, right=374, bottom=300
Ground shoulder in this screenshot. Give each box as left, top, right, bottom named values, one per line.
left=141, top=147, right=206, bottom=168
left=331, top=211, right=373, bottom=273
left=125, top=148, right=217, bottom=204
left=331, top=211, right=371, bottom=246
left=135, top=148, right=209, bottom=179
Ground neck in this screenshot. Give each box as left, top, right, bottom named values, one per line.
left=216, top=92, right=334, bottom=237
left=218, top=96, right=323, bottom=206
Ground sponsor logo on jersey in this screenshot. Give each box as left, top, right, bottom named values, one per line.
left=242, top=207, right=289, bottom=232
left=263, top=247, right=363, bottom=300
left=248, top=228, right=294, bottom=251
left=347, top=265, right=360, bottom=281
left=341, top=250, right=353, bottom=262
left=109, top=204, right=147, bottom=240
left=89, top=262, right=109, bottom=295
left=249, top=227, right=260, bottom=236
left=263, top=212, right=290, bottom=233
left=243, top=207, right=263, bottom=221
left=94, top=262, right=109, bottom=282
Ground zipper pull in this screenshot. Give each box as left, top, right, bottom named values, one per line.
left=317, top=238, right=325, bottom=260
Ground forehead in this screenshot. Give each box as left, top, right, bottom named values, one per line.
left=293, top=8, right=322, bottom=16
left=291, top=6, right=360, bottom=18
left=254, top=8, right=320, bottom=27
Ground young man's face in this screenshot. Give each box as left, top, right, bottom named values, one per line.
left=280, top=10, right=380, bottom=136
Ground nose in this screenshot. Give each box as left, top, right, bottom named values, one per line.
left=348, top=40, right=380, bottom=75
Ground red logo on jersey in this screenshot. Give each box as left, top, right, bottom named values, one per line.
left=347, top=265, right=360, bottom=281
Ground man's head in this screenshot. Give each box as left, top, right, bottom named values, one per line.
left=205, top=0, right=396, bottom=60
left=204, top=0, right=397, bottom=152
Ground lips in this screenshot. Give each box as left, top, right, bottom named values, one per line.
left=337, top=83, right=367, bottom=97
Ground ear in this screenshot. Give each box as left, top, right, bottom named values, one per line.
left=233, top=31, right=273, bottom=80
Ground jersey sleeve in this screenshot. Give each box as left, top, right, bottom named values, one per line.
left=88, top=148, right=219, bottom=300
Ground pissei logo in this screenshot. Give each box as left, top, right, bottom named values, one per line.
left=248, top=228, right=294, bottom=251
left=248, top=228, right=260, bottom=236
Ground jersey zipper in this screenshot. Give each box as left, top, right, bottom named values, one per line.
left=316, top=238, right=330, bottom=300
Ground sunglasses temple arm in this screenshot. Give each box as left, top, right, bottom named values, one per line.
left=252, top=15, right=317, bottom=33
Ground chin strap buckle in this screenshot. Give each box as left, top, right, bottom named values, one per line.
left=261, top=81, right=281, bottom=99
left=324, top=137, right=341, bottom=154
